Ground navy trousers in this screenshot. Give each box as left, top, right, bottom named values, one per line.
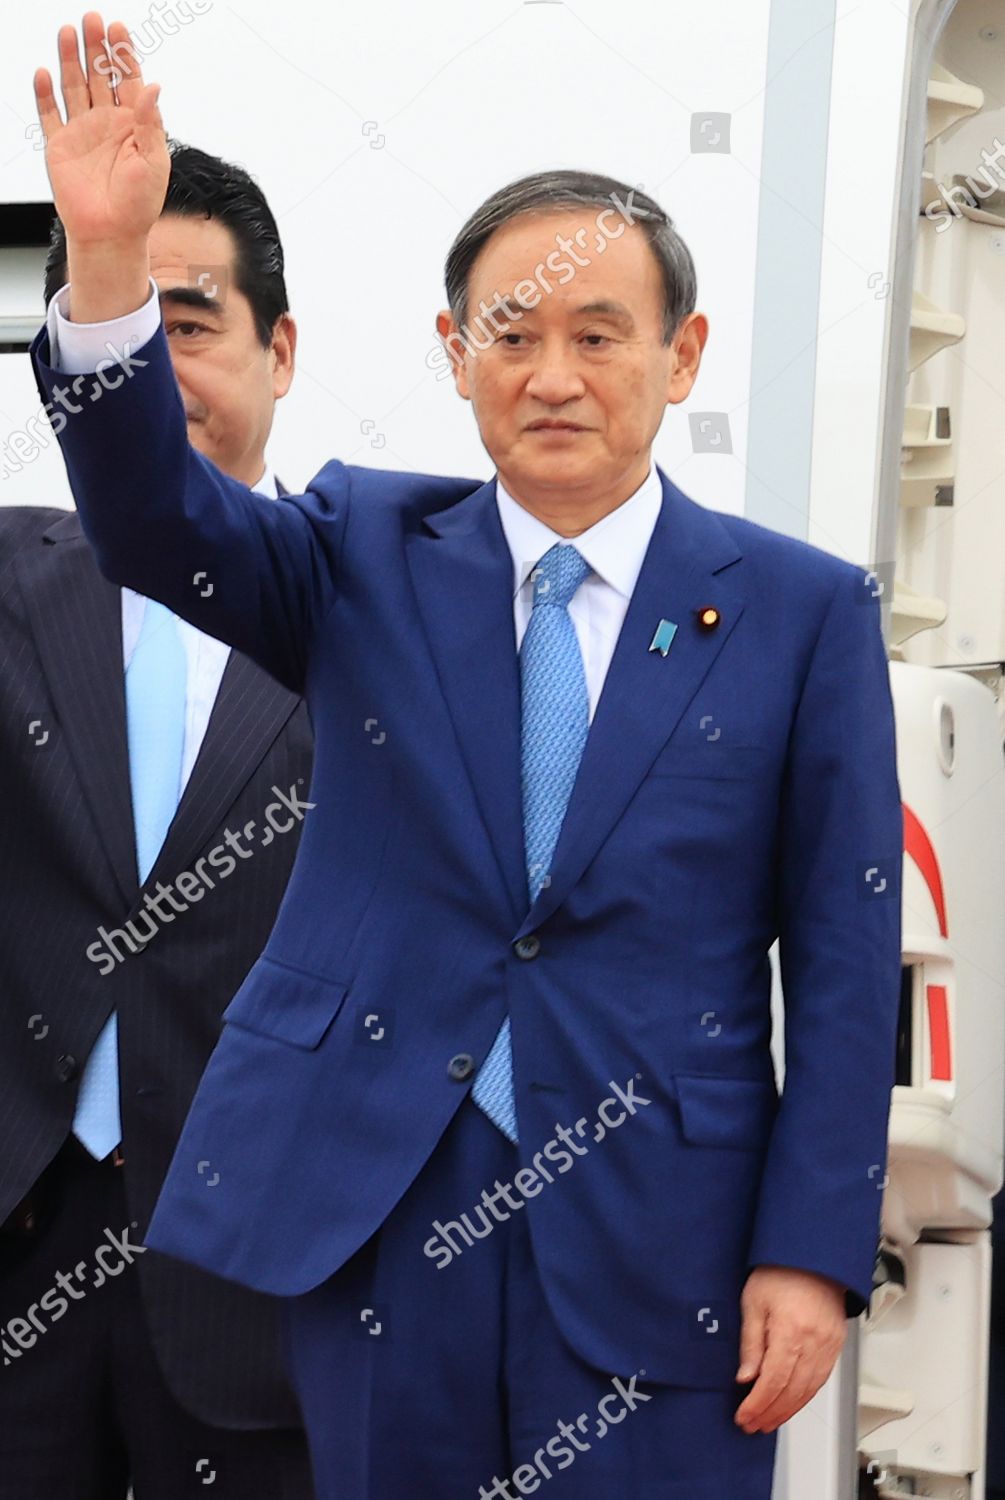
left=281, top=1097, right=777, bottom=1499
left=0, top=1137, right=312, bottom=1500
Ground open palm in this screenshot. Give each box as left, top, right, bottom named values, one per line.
left=34, top=12, right=169, bottom=246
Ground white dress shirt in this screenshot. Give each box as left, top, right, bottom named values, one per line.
left=496, top=467, right=663, bottom=723
left=121, top=468, right=277, bottom=788
left=47, top=281, right=663, bottom=731
left=47, top=282, right=279, bottom=793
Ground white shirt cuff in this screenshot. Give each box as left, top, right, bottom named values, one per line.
left=47, top=277, right=161, bottom=374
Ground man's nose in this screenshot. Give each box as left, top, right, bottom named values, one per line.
left=524, top=343, right=586, bottom=404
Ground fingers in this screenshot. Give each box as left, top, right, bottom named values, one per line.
left=739, top=1349, right=830, bottom=1432
left=735, top=1342, right=797, bottom=1431
left=736, top=1302, right=766, bottom=1382
left=33, top=68, right=64, bottom=141
left=82, top=11, right=116, bottom=107
left=736, top=1320, right=844, bottom=1431
left=106, top=19, right=145, bottom=109
left=134, top=83, right=166, bottom=160
left=55, top=15, right=135, bottom=117
left=57, top=23, right=90, bottom=119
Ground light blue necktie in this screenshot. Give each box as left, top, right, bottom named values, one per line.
left=72, top=598, right=187, bottom=1160
left=472, top=543, right=591, bottom=1142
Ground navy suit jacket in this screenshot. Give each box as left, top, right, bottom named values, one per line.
left=31, top=321, right=903, bottom=1390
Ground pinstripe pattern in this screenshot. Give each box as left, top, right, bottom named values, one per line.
left=0, top=502, right=314, bottom=1428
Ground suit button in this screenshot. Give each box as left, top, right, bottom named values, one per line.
left=55, top=1054, right=78, bottom=1083
left=513, top=934, right=540, bottom=960
left=448, top=1053, right=475, bottom=1082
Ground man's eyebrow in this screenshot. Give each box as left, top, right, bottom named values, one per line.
left=158, top=286, right=226, bottom=316
left=574, top=300, right=635, bottom=327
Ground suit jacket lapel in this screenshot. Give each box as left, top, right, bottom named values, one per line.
left=407, top=469, right=747, bottom=934
left=18, top=510, right=302, bottom=912
left=515, top=470, right=746, bottom=935
left=406, top=478, right=527, bottom=922
left=144, top=473, right=302, bottom=890
left=144, top=650, right=300, bottom=893
left=16, top=513, right=139, bottom=905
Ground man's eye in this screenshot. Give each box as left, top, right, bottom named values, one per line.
left=581, top=333, right=611, bottom=347
left=168, top=322, right=206, bottom=337
left=500, top=333, right=526, bottom=346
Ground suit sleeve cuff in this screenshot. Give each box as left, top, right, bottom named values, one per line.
left=47, top=278, right=161, bottom=374
left=746, top=1250, right=873, bottom=1319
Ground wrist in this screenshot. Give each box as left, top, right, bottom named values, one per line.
left=65, top=238, right=151, bottom=324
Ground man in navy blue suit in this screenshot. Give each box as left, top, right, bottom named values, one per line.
left=30, top=18, right=903, bottom=1498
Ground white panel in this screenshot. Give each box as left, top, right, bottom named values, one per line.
left=808, top=0, right=913, bottom=569
left=0, top=1, right=770, bottom=509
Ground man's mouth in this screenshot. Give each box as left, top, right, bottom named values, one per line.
left=525, top=419, right=588, bottom=432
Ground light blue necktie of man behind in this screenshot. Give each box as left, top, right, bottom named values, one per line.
left=472, top=542, right=591, bottom=1142
left=71, top=598, right=187, bottom=1160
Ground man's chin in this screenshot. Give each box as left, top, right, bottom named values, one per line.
left=186, top=424, right=217, bottom=464
left=515, top=455, right=596, bottom=494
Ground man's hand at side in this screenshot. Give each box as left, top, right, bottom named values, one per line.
left=733, top=1264, right=848, bottom=1433
left=34, top=12, right=169, bottom=322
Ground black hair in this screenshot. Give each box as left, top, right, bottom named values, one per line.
left=444, top=168, right=696, bottom=345
left=44, top=140, right=288, bottom=348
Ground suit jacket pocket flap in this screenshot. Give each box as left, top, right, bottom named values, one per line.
left=222, top=955, right=349, bottom=1049
left=673, top=1072, right=779, bottom=1150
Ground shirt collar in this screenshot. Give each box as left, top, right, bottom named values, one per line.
left=253, top=464, right=278, bottom=499
left=495, top=462, right=663, bottom=601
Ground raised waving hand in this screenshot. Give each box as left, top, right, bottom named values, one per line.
left=33, top=12, right=170, bottom=319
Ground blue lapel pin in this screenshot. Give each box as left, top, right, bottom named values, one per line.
left=649, top=618, right=678, bottom=657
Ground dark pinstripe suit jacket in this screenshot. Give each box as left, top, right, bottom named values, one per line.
left=0, top=500, right=314, bottom=1429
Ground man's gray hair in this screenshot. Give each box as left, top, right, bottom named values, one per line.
left=443, top=169, right=697, bottom=345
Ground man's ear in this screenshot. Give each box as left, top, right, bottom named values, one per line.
left=666, top=311, right=709, bottom=406
left=435, top=308, right=471, bottom=400
left=270, top=313, right=297, bottom=401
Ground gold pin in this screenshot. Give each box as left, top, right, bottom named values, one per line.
left=696, top=605, right=721, bottom=632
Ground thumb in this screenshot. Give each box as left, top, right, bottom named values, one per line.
left=134, top=83, right=166, bottom=147
left=736, top=1300, right=766, bottom=1382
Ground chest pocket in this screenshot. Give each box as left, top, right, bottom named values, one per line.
left=647, top=742, right=774, bottom=780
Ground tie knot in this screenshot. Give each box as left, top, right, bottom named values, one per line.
left=529, top=543, right=590, bottom=610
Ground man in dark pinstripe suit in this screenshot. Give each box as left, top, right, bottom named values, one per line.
left=0, top=144, right=314, bottom=1499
